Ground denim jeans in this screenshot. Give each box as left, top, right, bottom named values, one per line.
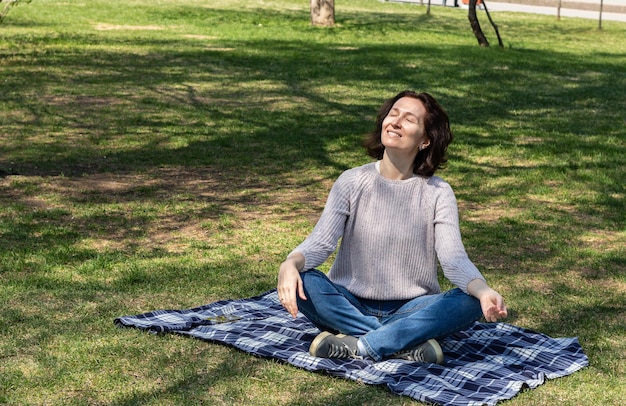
left=297, top=269, right=483, bottom=361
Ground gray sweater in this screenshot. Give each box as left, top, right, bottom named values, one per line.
left=292, top=162, right=485, bottom=300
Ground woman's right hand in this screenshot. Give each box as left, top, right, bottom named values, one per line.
left=277, top=253, right=307, bottom=318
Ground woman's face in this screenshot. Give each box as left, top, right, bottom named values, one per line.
left=381, top=96, right=430, bottom=156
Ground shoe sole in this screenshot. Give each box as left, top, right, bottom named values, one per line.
left=427, top=339, right=445, bottom=364
left=309, top=331, right=334, bottom=357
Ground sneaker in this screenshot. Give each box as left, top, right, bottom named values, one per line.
left=392, top=339, right=444, bottom=364
left=309, top=331, right=361, bottom=359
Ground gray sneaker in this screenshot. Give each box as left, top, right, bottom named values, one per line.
left=392, top=339, right=444, bottom=364
left=309, top=332, right=361, bottom=359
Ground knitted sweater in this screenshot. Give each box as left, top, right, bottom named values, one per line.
left=291, top=162, right=485, bottom=300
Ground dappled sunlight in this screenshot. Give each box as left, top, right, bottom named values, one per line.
left=578, top=229, right=625, bottom=253
left=458, top=199, right=524, bottom=223
left=1, top=166, right=327, bottom=258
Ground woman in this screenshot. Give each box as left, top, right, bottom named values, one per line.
left=277, top=90, right=507, bottom=363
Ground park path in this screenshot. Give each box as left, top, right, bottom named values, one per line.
left=473, top=0, right=626, bottom=22
left=395, top=0, right=626, bottom=22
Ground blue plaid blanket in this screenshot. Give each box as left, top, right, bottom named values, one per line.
left=114, top=290, right=588, bottom=406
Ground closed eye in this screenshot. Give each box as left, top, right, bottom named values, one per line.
left=388, top=108, right=418, bottom=124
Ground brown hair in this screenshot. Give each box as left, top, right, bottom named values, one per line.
left=363, top=90, right=453, bottom=177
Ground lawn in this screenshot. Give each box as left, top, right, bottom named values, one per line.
left=0, top=0, right=624, bottom=404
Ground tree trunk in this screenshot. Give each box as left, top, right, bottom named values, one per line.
left=599, top=0, right=604, bottom=30
left=482, top=1, right=503, bottom=48
left=468, top=0, right=489, bottom=47
left=310, top=0, right=335, bottom=27
left=1, top=0, right=26, bottom=23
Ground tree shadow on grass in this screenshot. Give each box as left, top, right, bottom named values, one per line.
left=2, top=34, right=623, bottom=189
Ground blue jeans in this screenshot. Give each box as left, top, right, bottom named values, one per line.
left=297, top=269, right=483, bottom=361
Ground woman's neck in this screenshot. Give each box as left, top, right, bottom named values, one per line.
left=379, top=153, right=415, bottom=180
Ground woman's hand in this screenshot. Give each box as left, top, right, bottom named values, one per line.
left=277, top=253, right=307, bottom=318
left=467, top=279, right=508, bottom=322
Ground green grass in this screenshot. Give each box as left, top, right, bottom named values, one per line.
left=1, top=0, right=624, bottom=404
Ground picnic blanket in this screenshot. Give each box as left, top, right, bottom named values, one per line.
left=114, top=290, right=588, bottom=406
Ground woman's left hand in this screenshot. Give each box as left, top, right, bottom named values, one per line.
left=467, top=279, right=508, bottom=322
left=479, top=289, right=508, bottom=322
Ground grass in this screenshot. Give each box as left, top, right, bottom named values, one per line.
left=1, top=0, right=624, bottom=404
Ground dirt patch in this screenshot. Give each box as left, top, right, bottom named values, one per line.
left=579, top=229, right=625, bottom=252
left=458, top=199, right=524, bottom=222
left=182, top=35, right=219, bottom=40
left=92, top=23, right=163, bottom=31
